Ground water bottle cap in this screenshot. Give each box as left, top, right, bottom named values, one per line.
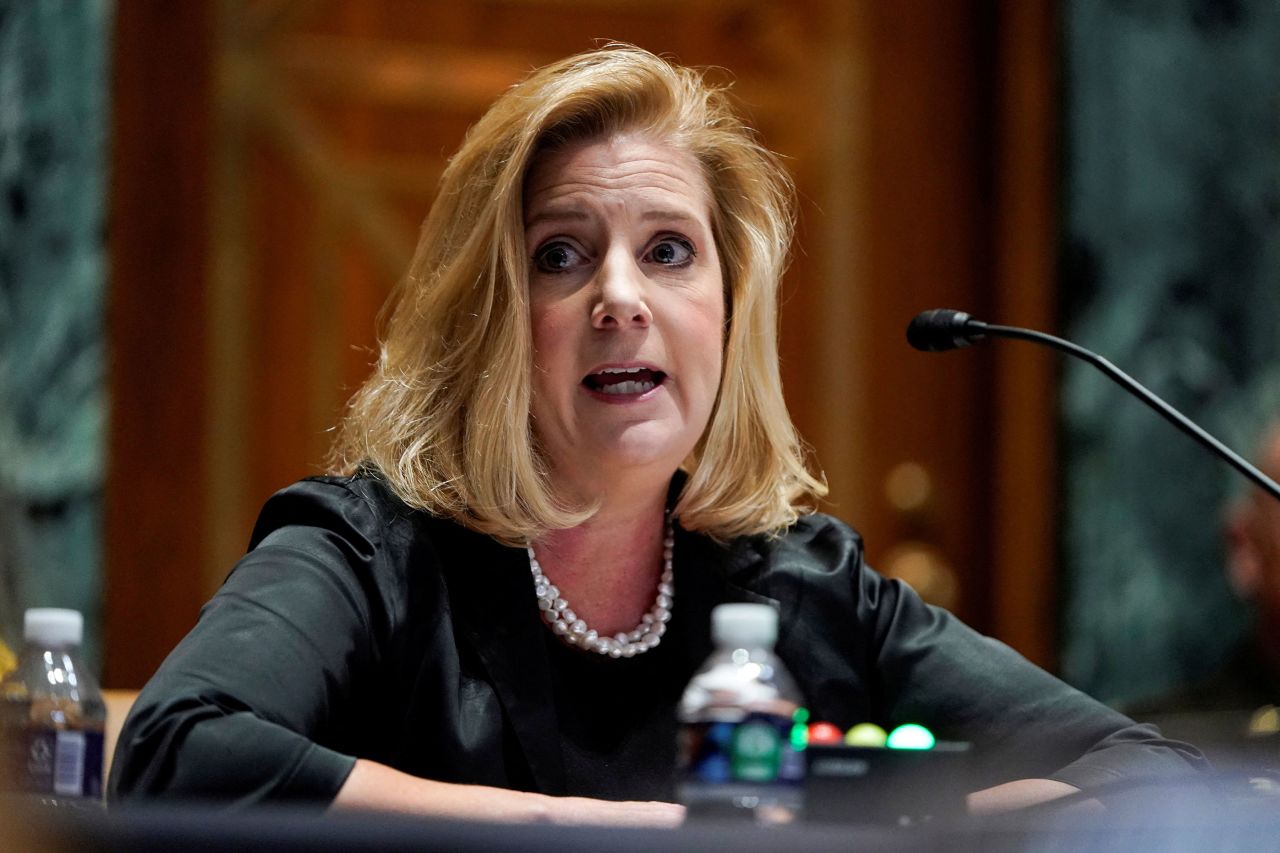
left=24, top=608, right=83, bottom=647
left=711, top=603, right=778, bottom=648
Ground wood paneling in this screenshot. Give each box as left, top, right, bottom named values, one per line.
left=989, top=1, right=1059, bottom=668
left=857, top=2, right=999, bottom=629
left=104, top=1, right=214, bottom=687
left=105, top=0, right=1061, bottom=686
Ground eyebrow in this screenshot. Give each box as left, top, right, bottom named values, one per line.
left=524, top=209, right=590, bottom=228
left=642, top=209, right=703, bottom=226
left=524, top=208, right=705, bottom=229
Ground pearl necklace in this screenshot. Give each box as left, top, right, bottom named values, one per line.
left=527, top=514, right=674, bottom=658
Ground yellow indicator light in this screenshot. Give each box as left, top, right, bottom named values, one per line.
left=886, top=723, right=935, bottom=750
left=844, top=723, right=888, bottom=747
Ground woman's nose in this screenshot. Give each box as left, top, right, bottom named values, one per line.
left=591, top=250, right=652, bottom=329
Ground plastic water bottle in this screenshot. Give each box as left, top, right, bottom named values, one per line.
left=0, top=609, right=106, bottom=801
left=678, top=603, right=807, bottom=824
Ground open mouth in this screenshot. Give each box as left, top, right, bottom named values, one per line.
left=582, top=366, right=667, bottom=396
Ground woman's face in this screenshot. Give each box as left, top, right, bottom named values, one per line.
left=523, top=133, right=725, bottom=500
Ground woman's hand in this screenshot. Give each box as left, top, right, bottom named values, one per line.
left=332, top=759, right=684, bottom=827
left=967, top=778, right=1100, bottom=814
left=543, top=794, right=685, bottom=827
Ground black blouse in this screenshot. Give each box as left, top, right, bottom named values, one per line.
left=109, top=473, right=1206, bottom=806
left=545, top=633, right=683, bottom=802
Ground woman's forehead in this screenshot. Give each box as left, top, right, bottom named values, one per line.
left=523, top=133, right=713, bottom=221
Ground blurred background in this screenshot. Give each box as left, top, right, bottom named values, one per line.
left=1, top=0, right=1277, bottom=715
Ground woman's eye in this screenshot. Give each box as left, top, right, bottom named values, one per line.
left=646, top=237, right=695, bottom=267
left=532, top=242, right=585, bottom=273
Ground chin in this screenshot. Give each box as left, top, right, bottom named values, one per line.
left=600, top=425, right=699, bottom=475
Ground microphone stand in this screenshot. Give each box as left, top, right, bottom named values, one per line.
left=958, top=317, right=1280, bottom=505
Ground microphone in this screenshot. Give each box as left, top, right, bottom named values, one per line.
left=905, top=309, right=985, bottom=351
left=906, top=309, right=1280, bottom=504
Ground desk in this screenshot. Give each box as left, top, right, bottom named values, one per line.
left=16, top=782, right=1280, bottom=853
left=101, top=689, right=138, bottom=784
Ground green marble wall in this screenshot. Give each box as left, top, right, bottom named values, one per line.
left=1061, top=0, right=1280, bottom=703
left=0, top=0, right=112, bottom=669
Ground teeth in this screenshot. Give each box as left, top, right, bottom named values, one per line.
left=599, top=366, right=646, bottom=375
left=599, top=380, right=655, bottom=395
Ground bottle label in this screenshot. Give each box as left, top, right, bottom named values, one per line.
left=680, top=711, right=804, bottom=786
left=18, top=727, right=104, bottom=798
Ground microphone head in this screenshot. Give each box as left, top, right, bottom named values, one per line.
left=906, top=309, right=980, bottom=352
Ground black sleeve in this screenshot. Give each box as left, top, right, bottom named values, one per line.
left=862, top=556, right=1209, bottom=791
left=108, top=478, right=395, bottom=805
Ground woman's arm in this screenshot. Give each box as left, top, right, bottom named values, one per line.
left=111, top=478, right=684, bottom=820
left=111, top=480, right=396, bottom=803
left=773, top=515, right=1206, bottom=797
left=860, top=567, right=1206, bottom=792
left=333, top=759, right=683, bottom=826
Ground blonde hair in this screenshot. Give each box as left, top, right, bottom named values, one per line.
left=330, top=45, right=826, bottom=544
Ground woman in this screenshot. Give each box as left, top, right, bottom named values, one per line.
left=110, top=45, right=1204, bottom=824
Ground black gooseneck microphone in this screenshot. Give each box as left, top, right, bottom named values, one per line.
left=906, top=308, right=1280, bottom=504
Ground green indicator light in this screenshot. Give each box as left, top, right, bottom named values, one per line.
left=844, top=723, right=888, bottom=747
left=792, top=707, right=810, bottom=725
left=790, top=723, right=809, bottom=751
left=886, top=723, right=935, bottom=750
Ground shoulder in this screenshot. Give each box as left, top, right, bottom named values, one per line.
left=233, top=472, right=469, bottom=647
left=244, top=470, right=503, bottom=585
left=701, top=511, right=893, bottom=616
left=730, top=511, right=868, bottom=584
left=239, top=472, right=448, bottom=610
left=766, top=511, right=865, bottom=560
left=247, top=470, right=419, bottom=552
left=715, top=512, right=918, bottom=643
